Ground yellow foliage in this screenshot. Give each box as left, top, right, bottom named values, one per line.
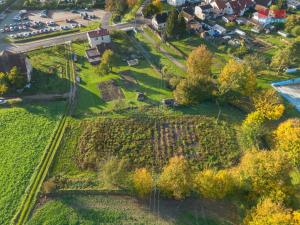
left=186, top=45, right=213, bottom=81
left=158, top=156, right=191, bottom=199
left=237, top=150, right=292, bottom=196
left=253, top=89, right=285, bottom=121
left=132, top=168, right=153, bottom=197
left=218, top=59, right=257, bottom=97
left=244, top=198, right=294, bottom=225
left=275, top=119, right=300, bottom=166
left=194, top=169, right=235, bottom=199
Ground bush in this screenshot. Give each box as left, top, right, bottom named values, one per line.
left=100, top=157, right=130, bottom=189
left=132, top=168, right=153, bottom=197
left=194, top=169, right=235, bottom=199
left=158, top=156, right=192, bottom=199
left=42, top=179, right=57, bottom=194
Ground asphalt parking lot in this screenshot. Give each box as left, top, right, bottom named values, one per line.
left=0, top=9, right=105, bottom=48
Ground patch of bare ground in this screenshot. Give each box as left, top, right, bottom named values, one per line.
left=98, top=80, right=125, bottom=102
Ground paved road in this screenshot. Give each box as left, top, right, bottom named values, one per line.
left=4, top=17, right=150, bottom=53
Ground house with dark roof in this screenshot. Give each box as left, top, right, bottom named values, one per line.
left=0, top=50, right=32, bottom=83
left=182, top=6, right=195, bottom=22
left=86, top=28, right=112, bottom=65
left=152, top=12, right=168, bottom=31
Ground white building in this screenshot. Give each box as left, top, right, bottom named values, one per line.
left=167, top=0, right=186, bottom=6
left=195, top=4, right=213, bottom=20
left=87, top=28, right=111, bottom=48
left=152, top=12, right=168, bottom=30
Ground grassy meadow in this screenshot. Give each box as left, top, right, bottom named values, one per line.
left=0, top=102, right=65, bottom=225
left=27, top=194, right=237, bottom=225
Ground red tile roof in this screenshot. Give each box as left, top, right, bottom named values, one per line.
left=88, top=28, right=109, bottom=38
left=214, top=0, right=226, bottom=10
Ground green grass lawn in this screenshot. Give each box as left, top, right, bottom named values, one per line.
left=170, top=35, right=230, bottom=75
left=25, top=46, right=70, bottom=95
left=134, top=31, right=187, bottom=77
left=122, top=0, right=144, bottom=22
left=27, top=194, right=237, bottom=225
left=0, top=102, right=65, bottom=225
left=71, top=35, right=173, bottom=116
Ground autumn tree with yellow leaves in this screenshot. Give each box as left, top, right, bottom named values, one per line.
left=174, top=45, right=214, bottom=104
left=244, top=198, right=300, bottom=225
left=275, top=119, right=300, bottom=167
left=158, top=156, right=192, bottom=199
left=194, top=169, right=235, bottom=199
left=253, top=89, right=285, bottom=121
left=236, top=150, right=293, bottom=199
left=132, top=168, right=153, bottom=197
left=218, top=59, right=257, bottom=97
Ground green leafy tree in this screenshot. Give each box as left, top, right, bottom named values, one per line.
left=142, top=3, right=160, bottom=17
left=158, top=156, right=192, bottom=199
left=243, top=54, right=267, bottom=73
left=174, top=45, right=214, bottom=105
left=98, top=50, right=114, bottom=76
left=165, top=10, right=178, bottom=38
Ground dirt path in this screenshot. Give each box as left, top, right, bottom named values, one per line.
left=141, top=30, right=187, bottom=71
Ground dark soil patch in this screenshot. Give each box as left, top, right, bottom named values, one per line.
left=98, top=80, right=125, bottom=102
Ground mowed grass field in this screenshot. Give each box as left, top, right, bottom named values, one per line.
left=0, top=102, right=65, bottom=225
left=27, top=194, right=237, bottom=225
left=71, top=34, right=172, bottom=116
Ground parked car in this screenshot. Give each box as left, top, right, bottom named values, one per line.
left=0, top=98, right=6, bottom=105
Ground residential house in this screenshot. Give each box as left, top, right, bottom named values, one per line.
left=0, top=50, right=32, bottom=83
left=182, top=6, right=195, bottom=22
left=195, top=4, right=213, bottom=20
left=86, top=28, right=112, bottom=65
left=87, top=28, right=111, bottom=48
left=210, top=0, right=227, bottom=16
left=152, top=12, right=168, bottom=31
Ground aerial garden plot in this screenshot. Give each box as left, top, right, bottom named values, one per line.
left=0, top=45, right=70, bottom=225
left=2, top=6, right=300, bottom=224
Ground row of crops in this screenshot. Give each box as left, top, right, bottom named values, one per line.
left=77, top=115, right=240, bottom=171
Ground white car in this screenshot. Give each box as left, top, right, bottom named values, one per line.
left=0, top=98, right=6, bottom=105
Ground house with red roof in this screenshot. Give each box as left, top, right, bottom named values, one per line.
left=86, top=28, right=112, bottom=65
left=87, top=28, right=111, bottom=48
